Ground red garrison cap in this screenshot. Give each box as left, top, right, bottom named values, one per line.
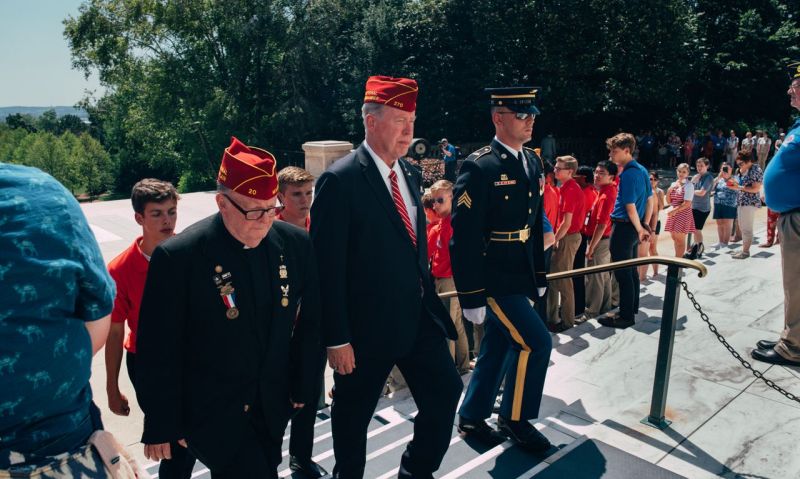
left=363, top=75, right=418, bottom=112
left=218, top=137, right=278, bottom=200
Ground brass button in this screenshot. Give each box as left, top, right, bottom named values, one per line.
left=529, top=192, right=532, bottom=197
left=243, top=404, right=250, bottom=412
left=529, top=208, right=532, bottom=214
left=504, top=195, right=509, bottom=200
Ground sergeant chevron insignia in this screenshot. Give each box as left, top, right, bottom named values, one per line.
left=457, top=191, right=472, bottom=209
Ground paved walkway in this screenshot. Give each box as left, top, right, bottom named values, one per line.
left=82, top=192, right=796, bottom=478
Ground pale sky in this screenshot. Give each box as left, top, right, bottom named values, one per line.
left=0, top=0, right=103, bottom=107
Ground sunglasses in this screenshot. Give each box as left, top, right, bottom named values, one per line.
left=498, top=112, right=536, bottom=120
left=432, top=197, right=448, bottom=204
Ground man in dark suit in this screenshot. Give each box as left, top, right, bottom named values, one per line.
left=450, top=87, right=556, bottom=455
left=310, top=75, right=463, bottom=479
left=135, top=137, right=322, bottom=478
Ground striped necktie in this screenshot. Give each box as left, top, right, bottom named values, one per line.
left=389, top=170, right=417, bottom=248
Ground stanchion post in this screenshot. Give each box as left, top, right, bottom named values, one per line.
left=641, top=263, right=681, bottom=429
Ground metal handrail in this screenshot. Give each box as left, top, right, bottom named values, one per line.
left=437, top=256, right=706, bottom=299
left=437, top=255, right=708, bottom=431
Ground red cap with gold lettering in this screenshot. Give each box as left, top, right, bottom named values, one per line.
left=363, top=75, right=418, bottom=112
left=217, top=137, right=278, bottom=200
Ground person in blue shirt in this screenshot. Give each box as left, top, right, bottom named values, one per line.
left=0, top=163, right=123, bottom=476
left=441, top=138, right=458, bottom=182
left=752, top=61, right=800, bottom=367
left=599, top=133, right=652, bottom=329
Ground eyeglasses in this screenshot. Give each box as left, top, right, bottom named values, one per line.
left=497, top=112, right=536, bottom=121
left=223, top=194, right=282, bottom=220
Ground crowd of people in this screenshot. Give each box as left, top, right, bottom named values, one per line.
left=636, top=127, right=786, bottom=172
left=1, top=66, right=799, bottom=479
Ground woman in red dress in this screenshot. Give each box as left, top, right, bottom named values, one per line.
left=664, top=163, right=696, bottom=257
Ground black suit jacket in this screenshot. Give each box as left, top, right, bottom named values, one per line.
left=135, top=214, right=321, bottom=471
left=310, top=143, right=456, bottom=359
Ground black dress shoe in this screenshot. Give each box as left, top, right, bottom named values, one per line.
left=289, top=455, right=328, bottom=478
left=547, top=321, right=571, bottom=333
left=598, top=313, right=634, bottom=329
left=751, top=348, right=800, bottom=366
left=457, top=416, right=507, bottom=445
left=756, top=339, right=778, bottom=350
left=496, top=416, right=553, bottom=454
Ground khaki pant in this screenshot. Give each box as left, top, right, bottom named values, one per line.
left=436, top=277, right=470, bottom=372
left=757, top=151, right=768, bottom=171
left=776, top=211, right=800, bottom=361
left=585, top=237, right=613, bottom=317
left=547, top=232, right=582, bottom=326
left=472, top=323, right=484, bottom=357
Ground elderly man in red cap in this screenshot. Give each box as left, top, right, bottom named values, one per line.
left=311, top=76, right=463, bottom=478
left=135, top=137, right=322, bottom=478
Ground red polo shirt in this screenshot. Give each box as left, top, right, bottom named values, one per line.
left=428, top=215, right=453, bottom=279
left=277, top=213, right=310, bottom=231
left=108, top=237, right=149, bottom=353
left=581, top=185, right=598, bottom=235
left=583, top=183, right=618, bottom=238
left=558, top=178, right=586, bottom=235
left=543, top=183, right=560, bottom=228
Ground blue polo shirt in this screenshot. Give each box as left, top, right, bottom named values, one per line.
left=543, top=213, right=553, bottom=234
left=442, top=144, right=457, bottom=163
left=0, top=163, right=115, bottom=468
left=764, top=118, right=800, bottom=213
left=611, top=160, right=652, bottom=220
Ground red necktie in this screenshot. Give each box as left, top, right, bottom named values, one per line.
left=389, top=170, right=417, bottom=248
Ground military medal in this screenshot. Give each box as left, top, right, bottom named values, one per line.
left=214, top=265, right=239, bottom=319
left=220, top=284, right=238, bottom=319
left=280, top=284, right=290, bottom=307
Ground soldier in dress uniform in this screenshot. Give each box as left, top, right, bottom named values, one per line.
left=450, top=86, right=556, bottom=454
left=135, top=137, right=322, bottom=478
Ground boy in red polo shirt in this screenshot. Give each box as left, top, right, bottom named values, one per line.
left=105, top=178, right=193, bottom=478
left=583, top=160, right=619, bottom=319
left=428, top=180, right=470, bottom=373
left=547, top=156, right=586, bottom=330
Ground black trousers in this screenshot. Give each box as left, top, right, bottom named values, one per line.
left=609, top=222, right=640, bottom=321
left=572, top=235, right=589, bottom=316
left=127, top=353, right=197, bottom=479
left=444, top=160, right=457, bottom=183
left=330, top=318, right=462, bottom=479
left=204, top=404, right=280, bottom=479
left=289, top=352, right=327, bottom=460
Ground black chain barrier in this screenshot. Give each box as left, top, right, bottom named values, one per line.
left=680, top=280, right=800, bottom=404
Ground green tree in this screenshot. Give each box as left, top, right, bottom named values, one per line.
left=57, top=114, right=88, bottom=135
left=12, top=132, right=80, bottom=192
left=36, top=109, right=59, bottom=133
left=5, top=113, right=37, bottom=132
left=76, top=133, right=115, bottom=198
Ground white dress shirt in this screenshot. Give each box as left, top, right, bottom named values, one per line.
left=363, top=140, right=418, bottom=226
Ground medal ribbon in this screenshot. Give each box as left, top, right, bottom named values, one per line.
left=222, top=293, right=236, bottom=309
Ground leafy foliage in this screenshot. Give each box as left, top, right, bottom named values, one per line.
left=59, top=0, right=800, bottom=192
